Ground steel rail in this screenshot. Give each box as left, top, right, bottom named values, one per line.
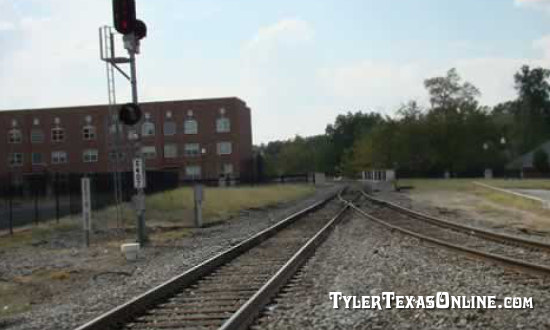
left=360, top=191, right=550, bottom=253
left=219, top=194, right=351, bottom=330
left=342, top=195, right=550, bottom=277
left=74, top=188, right=342, bottom=330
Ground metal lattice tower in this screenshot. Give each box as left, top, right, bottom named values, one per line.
left=100, top=26, right=125, bottom=228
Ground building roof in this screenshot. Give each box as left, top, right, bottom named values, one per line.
left=506, top=140, right=550, bottom=169
left=0, top=97, right=247, bottom=114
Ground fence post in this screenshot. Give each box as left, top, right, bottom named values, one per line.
left=68, top=175, right=74, bottom=215
left=34, top=189, right=39, bottom=225
left=8, top=176, right=13, bottom=235
left=55, top=173, right=60, bottom=223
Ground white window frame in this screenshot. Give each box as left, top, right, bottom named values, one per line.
left=216, top=118, right=230, bottom=133
left=163, top=121, right=176, bottom=136
left=163, top=144, right=178, bottom=159
left=82, top=125, right=96, bottom=141
left=51, top=127, right=65, bottom=142
left=141, top=122, right=156, bottom=137
left=184, top=143, right=200, bottom=157
left=8, top=153, right=23, bottom=167
left=217, top=142, right=232, bottom=155
left=8, top=129, right=22, bottom=144
left=51, top=151, right=67, bottom=164
left=83, top=149, right=99, bottom=163
left=141, top=146, right=157, bottom=159
left=31, top=152, right=43, bottom=165
left=31, top=129, right=44, bottom=143
left=184, top=119, right=198, bottom=134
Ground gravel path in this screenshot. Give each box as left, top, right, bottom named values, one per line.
left=253, top=201, right=550, bottom=329
left=1, top=185, right=339, bottom=330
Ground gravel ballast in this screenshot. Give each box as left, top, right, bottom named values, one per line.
left=253, top=197, right=550, bottom=329
left=1, top=186, right=339, bottom=330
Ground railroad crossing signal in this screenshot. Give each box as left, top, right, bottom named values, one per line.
left=113, top=0, right=136, bottom=35
left=135, top=19, right=147, bottom=40
left=119, top=103, right=142, bottom=126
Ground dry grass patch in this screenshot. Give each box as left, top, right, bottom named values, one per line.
left=398, top=179, right=475, bottom=192
left=400, top=179, right=550, bottom=234
left=0, top=282, right=32, bottom=317
left=146, top=184, right=315, bottom=225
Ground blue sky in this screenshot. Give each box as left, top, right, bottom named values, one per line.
left=1, top=0, right=550, bottom=143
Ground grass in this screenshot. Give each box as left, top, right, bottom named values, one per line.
left=0, top=282, right=32, bottom=317
left=478, top=179, right=550, bottom=190
left=399, top=178, right=550, bottom=191
left=398, top=178, right=550, bottom=227
left=146, top=184, right=315, bottom=224
left=0, top=184, right=315, bottom=250
left=398, top=178, right=476, bottom=192
left=0, top=221, right=77, bottom=250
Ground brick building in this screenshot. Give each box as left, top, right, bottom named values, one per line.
left=0, top=97, right=253, bottom=183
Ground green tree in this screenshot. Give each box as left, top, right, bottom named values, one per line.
left=533, top=149, right=550, bottom=173
left=325, top=112, right=383, bottom=171
left=424, top=68, right=480, bottom=112
left=513, top=65, right=550, bottom=153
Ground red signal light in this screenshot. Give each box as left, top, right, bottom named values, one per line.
left=113, top=0, right=136, bottom=35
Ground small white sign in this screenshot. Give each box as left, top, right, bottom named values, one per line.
left=133, top=157, right=146, bottom=189
left=81, top=177, right=91, bottom=231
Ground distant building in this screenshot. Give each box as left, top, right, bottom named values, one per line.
left=0, top=97, right=253, bottom=182
left=506, top=140, right=550, bottom=177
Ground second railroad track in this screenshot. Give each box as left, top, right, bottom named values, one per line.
left=342, top=190, right=550, bottom=277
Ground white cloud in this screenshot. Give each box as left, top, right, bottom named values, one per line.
left=514, top=0, right=550, bottom=12
left=0, top=21, right=15, bottom=31
left=0, top=0, right=110, bottom=109
left=246, top=18, right=314, bottom=50
left=318, top=61, right=427, bottom=111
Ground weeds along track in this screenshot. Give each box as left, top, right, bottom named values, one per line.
left=342, top=191, right=550, bottom=277
left=75, top=188, right=355, bottom=330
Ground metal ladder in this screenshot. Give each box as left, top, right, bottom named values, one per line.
left=100, top=26, right=124, bottom=229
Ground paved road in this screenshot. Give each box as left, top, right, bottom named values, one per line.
left=511, top=189, right=550, bottom=201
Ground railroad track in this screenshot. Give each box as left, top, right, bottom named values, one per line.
left=341, top=190, right=550, bottom=277
left=75, top=188, right=354, bottom=330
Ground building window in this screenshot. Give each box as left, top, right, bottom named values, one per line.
left=108, top=151, right=125, bottom=162
left=222, top=163, right=234, bottom=175
left=8, top=153, right=23, bottom=167
left=109, top=122, right=124, bottom=135
left=184, top=143, right=200, bottom=157
left=217, top=142, right=232, bottom=155
left=32, top=153, right=43, bottom=165
left=141, top=122, right=155, bottom=137
left=141, top=146, right=157, bottom=159
left=184, top=119, right=198, bottom=134
left=163, top=122, right=176, bottom=136
left=82, top=125, right=96, bottom=141
left=51, top=151, right=67, bottom=164
left=8, top=129, right=22, bottom=143
left=31, top=129, right=44, bottom=143
left=52, top=127, right=65, bottom=142
left=216, top=118, right=230, bottom=133
left=83, top=149, right=99, bottom=163
left=185, top=165, right=201, bottom=179
left=164, top=144, right=178, bottom=158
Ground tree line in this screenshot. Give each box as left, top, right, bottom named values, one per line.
left=257, top=65, right=550, bottom=177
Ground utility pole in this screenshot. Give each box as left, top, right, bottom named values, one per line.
left=124, top=33, right=147, bottom=245
left=101, top=0, right=148, bottom=245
